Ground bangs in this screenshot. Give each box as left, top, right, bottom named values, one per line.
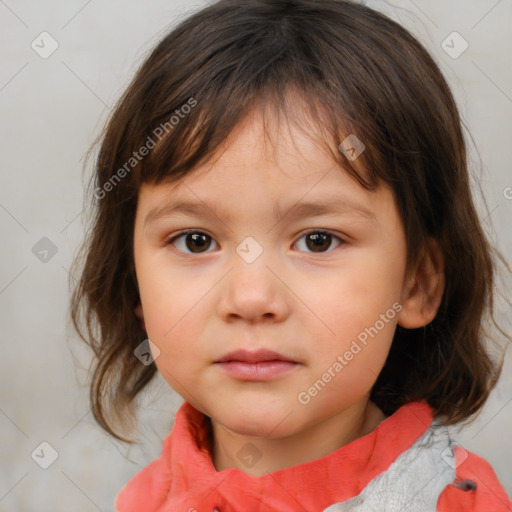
left=104, top=0, right=422, bottom=194
left=134, top=74, right=380, bottom=194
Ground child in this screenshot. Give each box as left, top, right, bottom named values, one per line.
left=70, top=0, right=512, bottom=510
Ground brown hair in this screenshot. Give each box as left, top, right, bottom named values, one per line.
left=70, top=0, right=510, bottom=443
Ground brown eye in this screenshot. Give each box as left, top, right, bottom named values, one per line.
left=166, top=229, right=344, bottom=255
left=295, top=230, right=343, bottom=253
left=167, top=231, right=218, bottom=254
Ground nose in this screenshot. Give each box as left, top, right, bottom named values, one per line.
left=216, top=253, right=290, bottom=324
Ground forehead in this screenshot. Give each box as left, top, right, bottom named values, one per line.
left=155, top=105, right=363, bottom=195
left=138, top=108, right=395, bottom=230
left=141, top=117, right=398, bottom=235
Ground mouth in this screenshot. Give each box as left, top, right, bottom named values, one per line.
left=214, top=349, right=300, bottom=381
left=214, top=349, right=297, bottom=364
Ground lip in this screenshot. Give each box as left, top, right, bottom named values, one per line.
left=215, top=349, right=297, bottom=364
left=214, top=349, right=300, bottom=381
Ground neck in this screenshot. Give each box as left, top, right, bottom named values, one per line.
left=209, top=400, right=386, bottom=476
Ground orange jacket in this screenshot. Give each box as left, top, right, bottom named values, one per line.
left=115, top=401, right=511, bottom=512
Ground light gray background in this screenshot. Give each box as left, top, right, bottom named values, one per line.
left=0, top=1, right=511, bottom=511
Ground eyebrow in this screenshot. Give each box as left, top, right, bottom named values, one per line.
left=144, top=196, right=377, bottom=227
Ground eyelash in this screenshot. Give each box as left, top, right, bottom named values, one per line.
left=164, top=229, right=346, bottom=255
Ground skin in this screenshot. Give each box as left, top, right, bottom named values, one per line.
left=133, top=105, right=445, bottom=476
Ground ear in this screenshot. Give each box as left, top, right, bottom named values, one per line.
left=134, top=301, right=146, bottom=332
left=397, top=238, right=445, bottom=329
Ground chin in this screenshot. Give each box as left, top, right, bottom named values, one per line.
left=215, top=405, right=299, bottom=439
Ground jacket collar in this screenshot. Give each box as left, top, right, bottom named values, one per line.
left=118, top=400, right=433, bottom=512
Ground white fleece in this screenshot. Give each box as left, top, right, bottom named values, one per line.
left=323, top=423, right=457, bottom=512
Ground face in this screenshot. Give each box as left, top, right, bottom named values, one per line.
left=133, top=108, right=409, bottom=439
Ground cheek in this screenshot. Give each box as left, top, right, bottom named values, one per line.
left=137, top=270, right=215, bottom=376
left=299, top=253, right=402, bottom=332
left=143, top=292, right=205, bottom=352
left=146, top=306, right=208, bottom=390
left=313, top=319, right=396, bottom=379
left=136, top=256, right=200, bottom=336
left=308, top=321, right=396, bottom=410
left=296, top=255, right=400, bottom=378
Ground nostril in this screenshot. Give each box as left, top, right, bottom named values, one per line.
left=454, top=479, right=477, bottom=492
